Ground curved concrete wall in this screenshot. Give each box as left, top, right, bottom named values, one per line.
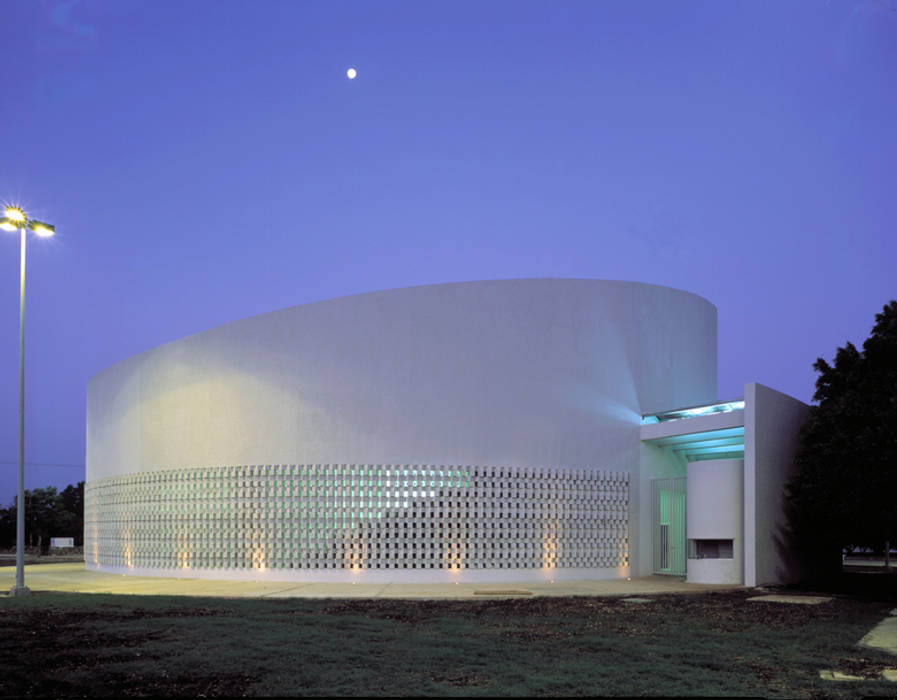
left=87, top=279, right=716, bottom=480
left=85, top=279, right=717, bottom=581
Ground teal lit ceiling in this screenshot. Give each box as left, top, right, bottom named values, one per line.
left=644, top=426, right=745, bottom=463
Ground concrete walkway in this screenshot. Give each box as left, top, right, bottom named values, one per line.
left=2, top=562, right=742, bottom=599
left=860, top=608, right=897, bottom=655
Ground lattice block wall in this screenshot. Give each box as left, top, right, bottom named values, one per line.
left=85, top=465, right=629, bottom=572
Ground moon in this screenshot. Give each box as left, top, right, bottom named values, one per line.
left=347, top=67, right=357, bottom=79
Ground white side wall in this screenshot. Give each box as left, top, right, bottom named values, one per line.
left=686, top=459, right=743, bottom=584
left=743, top=382, right=810, bottom=586
left=635, top=442, right=687, bottom=577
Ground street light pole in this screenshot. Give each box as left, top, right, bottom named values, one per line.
left=2, top=206, right=56, bottom=597
left=15, top=223, right=27, bottom=593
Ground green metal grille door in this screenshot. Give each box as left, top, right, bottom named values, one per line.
left=652, top=478, right=686, bottom=575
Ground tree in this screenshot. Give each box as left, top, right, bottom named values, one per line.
left=786, top=300, right=897, bottom=579
left=58, top=482, right=85, bottom=547
left=0, top=481, right=85, bottom=552
left=25, top=487, right=63, bottom=553
left=0, top=504, right=14, bottom=549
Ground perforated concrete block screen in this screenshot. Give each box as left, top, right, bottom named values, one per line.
left=85, top=464, right=630, bottom=573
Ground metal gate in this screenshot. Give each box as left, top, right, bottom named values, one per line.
left=652, top=477, right=686, bottom=575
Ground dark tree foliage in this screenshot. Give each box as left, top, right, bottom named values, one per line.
left=0, top=481, right=84, bottom=552
left=786, top=301, right=897, bottom=578
left=59, top=482, right=85, bottom=546
left=0, top=505, right=14, bottom=550
left=24, top=486, right=62, bottom=552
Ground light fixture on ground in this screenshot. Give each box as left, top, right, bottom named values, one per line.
left=2, top=206, right=56, bottom=597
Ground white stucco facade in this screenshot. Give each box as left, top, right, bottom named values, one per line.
left=85, top=279, right=718, bottom=582
left=84, top=278, right=807, bottom=586
left=87, top=279, right=717, bottom=481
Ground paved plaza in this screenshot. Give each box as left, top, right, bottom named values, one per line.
left=2, top=562, right=742, bottom=599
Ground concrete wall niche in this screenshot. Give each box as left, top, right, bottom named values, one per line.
left=686, top=459, right=744, bottom=584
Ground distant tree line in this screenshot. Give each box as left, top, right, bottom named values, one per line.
left=0, top=482, right=84, bottom=553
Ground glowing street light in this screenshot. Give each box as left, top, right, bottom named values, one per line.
left=2, top=205, right=56, bottom=596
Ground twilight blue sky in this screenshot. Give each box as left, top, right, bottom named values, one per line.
left=1, top=0, right=895, bottom=504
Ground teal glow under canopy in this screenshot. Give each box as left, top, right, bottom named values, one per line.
left=641, top=400, right=745, bottom=425
left=643, top=426, right=745, bottom=462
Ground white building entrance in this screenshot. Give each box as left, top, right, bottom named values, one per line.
left=652, top=477, right=686, bottom=575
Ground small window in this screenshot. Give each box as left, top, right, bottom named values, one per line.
left=688, top=539, right=734, bottom=559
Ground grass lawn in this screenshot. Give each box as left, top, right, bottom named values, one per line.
left=1, top=589, right=895, bottom=697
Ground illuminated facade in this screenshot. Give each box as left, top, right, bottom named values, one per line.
left=85, top=279, right=806, bottom=585
left=87, top=464, right=630, bottom=577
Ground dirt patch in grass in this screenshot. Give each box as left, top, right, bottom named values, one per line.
left=301, top=590, right=856, bottom=634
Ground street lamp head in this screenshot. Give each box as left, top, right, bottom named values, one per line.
left=27, top=220, right=55, bottom=237
left=4, top=207, right=26, bottom=223
left=0, top=207, right=57, bottom=236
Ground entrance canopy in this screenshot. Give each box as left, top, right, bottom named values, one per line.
left=641, top=400, right=745, bottom=467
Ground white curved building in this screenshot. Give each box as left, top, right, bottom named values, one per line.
left=85, top=279, right=807, bottom=585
